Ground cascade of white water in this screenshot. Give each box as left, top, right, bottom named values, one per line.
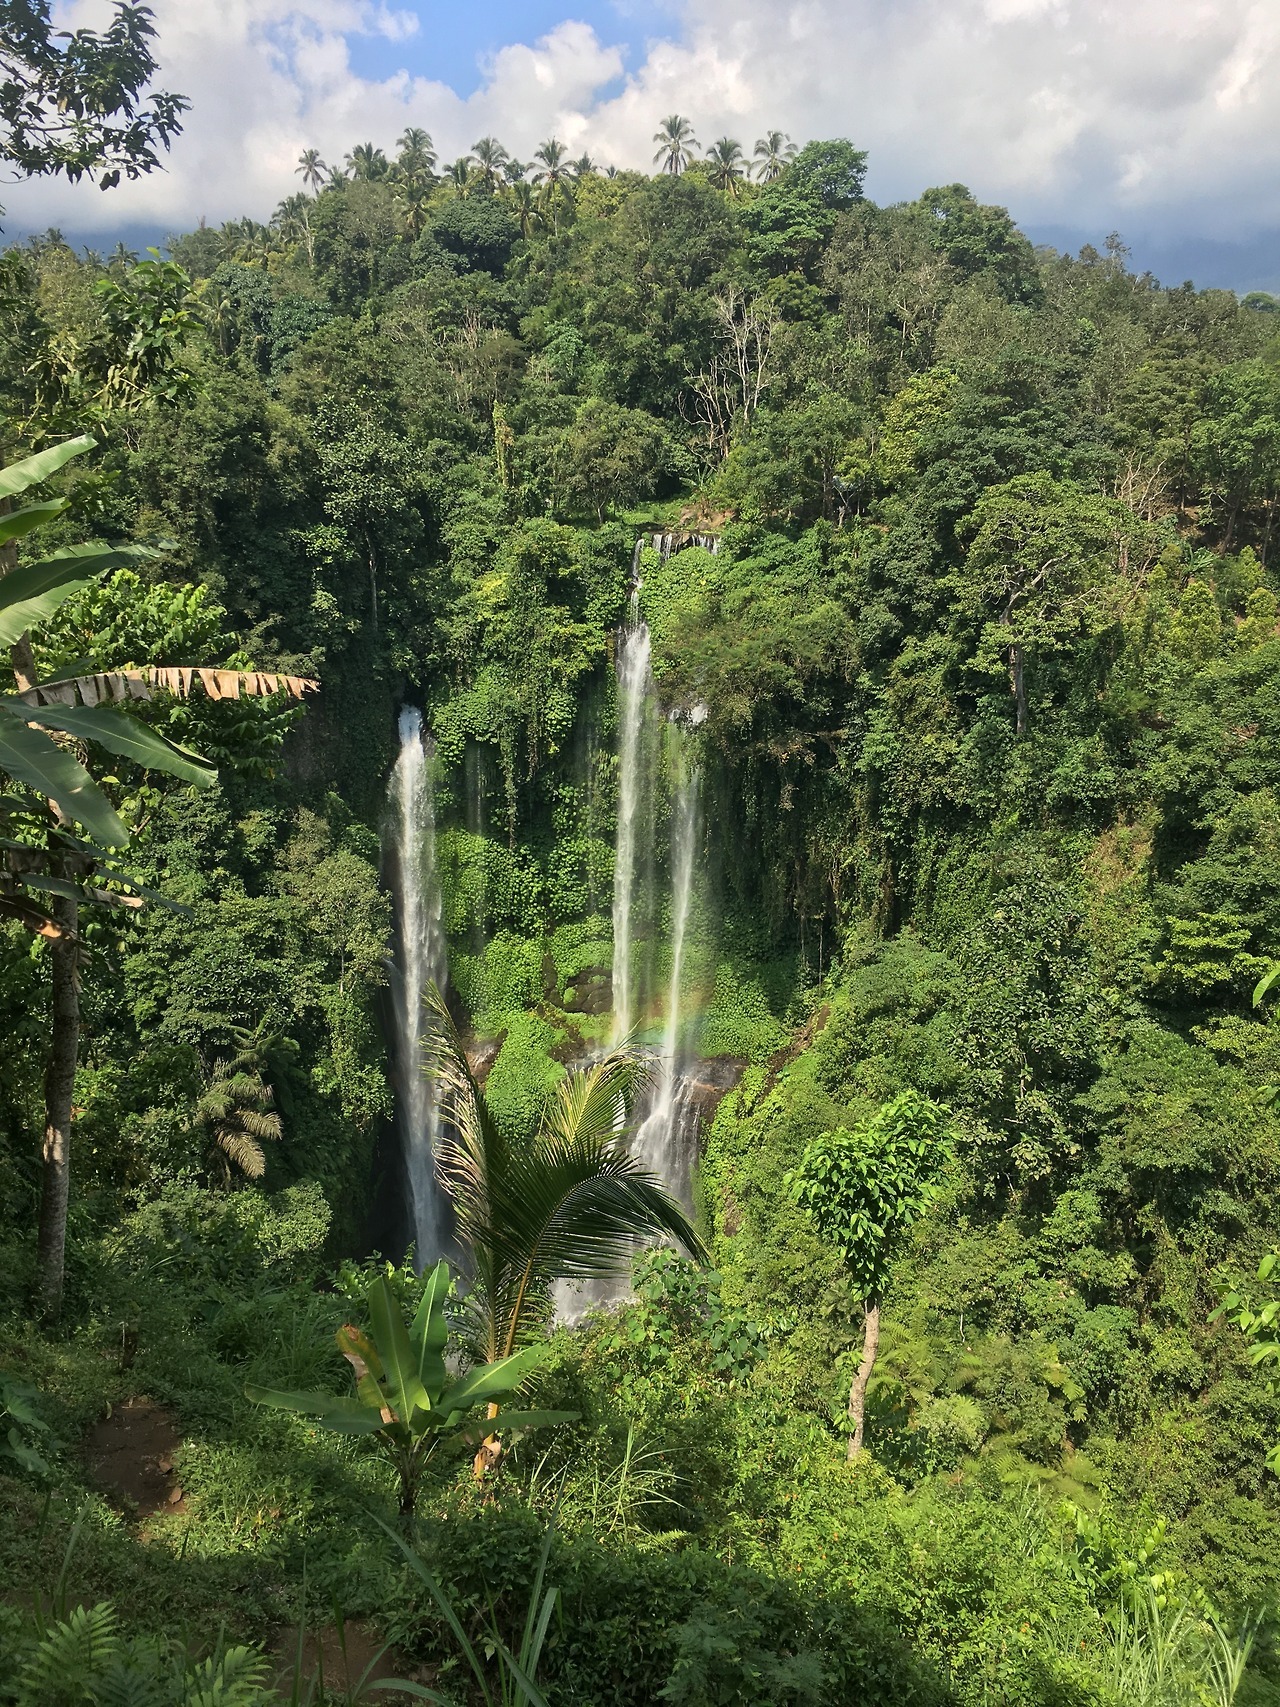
left=610, top=590, right=652, bottom=1042
left=633, top=742, right=700, bottom=1209
left=388, top=707, right=448, bottom=1262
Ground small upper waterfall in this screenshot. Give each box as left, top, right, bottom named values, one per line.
left=610, top=587, right=652, bottom=1043
left=388, top=706, right=448, bottom=1262
left=634, top=737, right=700, bottom=1210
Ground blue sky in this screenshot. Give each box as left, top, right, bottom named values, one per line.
left=8, top=0, right=1279, bottom=293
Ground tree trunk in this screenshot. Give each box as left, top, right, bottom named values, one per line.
left=35, top=892, right=80, bottom=1322
left=847, top=1298, right=880, bottom=1460
left=1009, top=643, right=1027, bottom=737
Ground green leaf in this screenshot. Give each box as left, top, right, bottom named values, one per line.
left=0, top=711, right=128, bottom=846
left=244, top=1384, right=384, bottom=1435
left=438, top=1342, right=549, bottom=1413
left=0, top=435, right=95, bottom=499
left=411, top=1260, right=451, bottom=1400
left=1254, top=963, right=1280, bottom=1010
left=0, top=500, right=67, bottom=545
left=9, top=702, right=216, bottom=787
left=0, top=543, right=155, bottom=647
left=456, top=1408, right=578, bottom=1443
left=367, top=1274, right=429, bottom=1424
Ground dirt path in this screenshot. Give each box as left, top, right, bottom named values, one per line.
left=84, top=1395, right=185, bottom=1517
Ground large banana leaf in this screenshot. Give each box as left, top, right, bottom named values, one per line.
left=437, top=1342, right=549, bottom=1414
left=0, top=435, right=95, bottom=499
left=8, top=701, right=216, bottom=787
left=0, top=500, right=67, bottom=546
left=0, top=714, right=127, bottom=846
left=368, top=1275, right=429, bottom=1424
left=0, top=544, right=156, bottom=648
left=411, top=1260, right=452, bottom=1397
left=243, top=1385, right=384, bottom=1436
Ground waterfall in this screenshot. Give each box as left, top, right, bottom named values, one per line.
left=388, top=707, right=448, bottom=1263
left=633, top=741, right=700, bottom=1210
left=610, top=590, right=652, bottom=1042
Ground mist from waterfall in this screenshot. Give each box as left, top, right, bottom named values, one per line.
left=633, top=736, right=700, bottom=1211
left=388, top=706, right=448, bottom=1264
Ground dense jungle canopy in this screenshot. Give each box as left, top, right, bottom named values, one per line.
left=3, top=96, right=1280, bottom=1705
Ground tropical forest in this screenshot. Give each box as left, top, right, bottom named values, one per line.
left=3, top=4, right=1280, bottom=1703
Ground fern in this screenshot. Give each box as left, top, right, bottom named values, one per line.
left=186, top=1645, right=272, bottom=1707
left=16, top=1603, right=121, bottom=1705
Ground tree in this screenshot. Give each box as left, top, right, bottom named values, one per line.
left=395, top=127, right=436, bottom=186
left=0, top=437, right=316, bottom=1319
left=533, top=138, right=574, bottom=233
left=295, top=147, right=326, bottom=194
left=192, top=1028, right=282, bottom=1184
left=753, top=130, right=796, bottom=181
left=345, top=142, right=389, bottom=182
left=556, top=399, right=670, bottom=520
left=248, top=1265, right=574, bottom=1516
left=0, top=1, right=187, bottom=207
left=705, top=137, right=746, bottom=198
left=791, top=1091, right=952, bottom=1457
left=424, top=987, right=703, bottom=1447
left=510, top=181, right=543, bottom=240
left=471, top=136, right=510, bottom=195
left=957, top=472, right=1133, bottom=737
left=445, top=156, right=473, bottom=195
left=652, top=115, right=698, bottom=176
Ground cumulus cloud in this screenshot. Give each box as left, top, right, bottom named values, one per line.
left=4, top=0, right=1279, bottom=252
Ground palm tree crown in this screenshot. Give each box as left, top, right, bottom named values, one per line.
left=533, top=137, right=570, bottom=187
left=706, top=137, right=746, bottom=196
left=471, top=135, right=510, bottom=194
left=753, top=129, right=797, bottom=182
left=652, top=114, right=698, bottom=175
left=295, top=147, right=326, bottom=194
left=345, top=142, right=389, bottom=182
left=193, top=1032, right=282, bottom=1184
left=424, top=986, right=704, bottom=1364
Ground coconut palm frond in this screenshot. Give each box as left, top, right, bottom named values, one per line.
left=215, top=1128, right=266, bottom=1179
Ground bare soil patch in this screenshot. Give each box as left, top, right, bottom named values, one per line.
left=84, top=1395, right=185, bottom=1517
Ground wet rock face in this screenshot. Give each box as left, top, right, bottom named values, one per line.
left=684, top=1056, right=746, bottom=1126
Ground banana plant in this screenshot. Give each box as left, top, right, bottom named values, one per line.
left=247, top=1263, right=576, bottom=1518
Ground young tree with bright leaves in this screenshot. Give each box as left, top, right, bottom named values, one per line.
left=791, top=1091, right=952, bottom=1457
left=0, top=0, right=186, bottom=212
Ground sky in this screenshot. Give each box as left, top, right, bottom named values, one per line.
left=5, top=0, right=1279, bottom=292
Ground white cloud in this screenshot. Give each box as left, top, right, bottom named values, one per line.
left=4, top=0, right=1278, bottom=248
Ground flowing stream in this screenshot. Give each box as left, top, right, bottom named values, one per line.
left=388, top=706, right=448, bottom=1262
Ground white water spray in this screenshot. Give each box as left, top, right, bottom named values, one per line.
left=388, top=707, right=448, bottom=1262
left=611, top=590, right=652, bottom=1042
left=634, top=742, right=700, bottom=1209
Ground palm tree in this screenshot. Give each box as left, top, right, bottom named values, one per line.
left=753, top=130, right=797, bottom=182
left=504, top=157, right=530, bottom=184
left=273, top=192, right=314, bottom=262
left=509, top=180, right=542, bottom=239
left=471, top=136, right=510, bottom=195
left=325, top=163, right=348, bottom=190
left=396, top=126, right=436, bottom=179
left=345, top=142, right=389, bottom=182
left=572, top=152, right=595, bottom=178
left=652, top=115, right=697, bottom=176
left=394, top=183, right=431, bottom=239
left=533, top=139, right=574, bottom=233
left=424, top=986, right=704, bottom=1368
left=193, top=1031, right=283, bottom=1184
left=296, top=147, right=327, bottom=194
left=445, top=156, right=473, bottom=195
left=705, top=137, right=746, bottom=197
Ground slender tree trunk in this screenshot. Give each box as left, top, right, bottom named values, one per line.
left=35, top=892, right=79, bottom=1321
left=1009, top=643, right=1027, bottom=737
left=847, top=1298, right=880, bottom=1460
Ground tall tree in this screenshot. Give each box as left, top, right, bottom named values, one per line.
left=752, top=130, right=797, bottom=181
left=0, top=0, right=186, bottom=209
left=345, top=142, right=389, bottom=182
left=791, top=1092, right=952, bottom=1456
left=295, top=147, right=326, bottom=194
left=705, top=137, right=746, bottom=197
left=470, top=136, right=510, bottom=195
left=652, top=114, right=698, bottom=176
left=395, top=126, right=436, bottom=184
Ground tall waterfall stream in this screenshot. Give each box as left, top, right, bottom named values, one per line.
left=387, top=707, right=448, bottom=1262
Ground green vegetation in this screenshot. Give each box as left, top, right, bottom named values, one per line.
left=2, top=80, right=1280, bottom=1705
